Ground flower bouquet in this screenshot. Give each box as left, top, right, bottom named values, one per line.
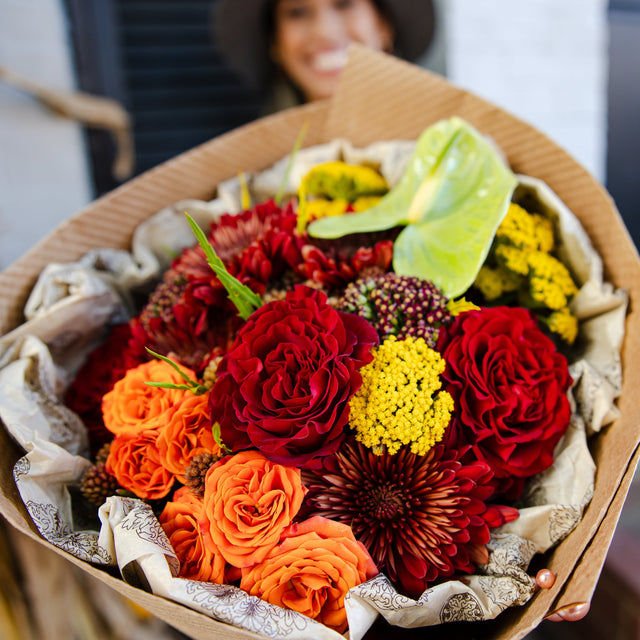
left=0, top=48, right=639, bottom=640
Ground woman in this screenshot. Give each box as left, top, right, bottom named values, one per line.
left=214, top=0, right=436, bottom=111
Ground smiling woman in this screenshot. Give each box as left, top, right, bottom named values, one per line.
left=214, top=0, right=435, bottom=110
left=271, top=0, right=394, bottom=101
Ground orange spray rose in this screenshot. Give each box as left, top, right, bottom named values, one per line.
left=106, top=429, right=175, bottom=500
left=201, top=450, right=305, bottom=568
left=159, top=487, right=227, bottom=583
left=102, top=360, right=195, bottom=435
left=156, top=392, right=221, bottom=484
left=241, top=516, right=378, bottom=633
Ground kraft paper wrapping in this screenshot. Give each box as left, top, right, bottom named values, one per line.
left=0, top=136, right=627, bottom=640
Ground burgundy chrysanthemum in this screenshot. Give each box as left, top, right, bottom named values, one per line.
left=128, top=201, right=305, bottom=372
left=302, top=439, right=518, bottom=598
left=176, top=199, right=296, bottom=273
left=172, top=200, right=304, bottom=304
left=129, top=267, right=237, bottom=372
left=229, top=212, right=304, bottom=296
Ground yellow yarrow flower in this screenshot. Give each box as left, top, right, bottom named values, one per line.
left=495, top=244, right=529, bottom=276
left=474, top=200, right=579, bottom=344
left=303, top=195, right=385, bottom=222
left=305, top=198, right=351, bottom=220
left=349, top=336, right=453, bottom=456
left=352, top=195, right=383, bottom=211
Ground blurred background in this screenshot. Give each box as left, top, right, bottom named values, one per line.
left=1, top=0, right=639, bottom=638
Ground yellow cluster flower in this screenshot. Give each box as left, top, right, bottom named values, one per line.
left=542, top=307, right=579, bottom=344
left=495, top=244, right=530, bottom=276
left=303, top=195, right=384, bottom=223
left=305, top=198, right=351, bottom=220
left=473, top=201, right=580, bottom=344
left=496, top=203, right=554, bottom=252
left=473, top=265, right=518, bottom=301
left=352, top=195, right=383, bottom=211
left=349, top=336, right=453, bottom=456
left=528, top=251, right=579, bottom=309
left=297, top=162, right=388, bottom=231
left=301, top=161, right=389, bottom=202
left=447, top=297, right=481, bottom=316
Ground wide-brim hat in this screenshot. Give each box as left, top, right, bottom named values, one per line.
left=213, top=0, right=436, bottom=91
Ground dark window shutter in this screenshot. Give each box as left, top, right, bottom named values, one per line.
left=66, top=0, right=263, bottom=196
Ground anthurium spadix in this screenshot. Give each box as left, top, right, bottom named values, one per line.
left=307, top=117, right=517, bottom=298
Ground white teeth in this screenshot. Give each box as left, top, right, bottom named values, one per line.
left=313, top=50, right=348, bottom=72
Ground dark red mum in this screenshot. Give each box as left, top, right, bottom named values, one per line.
left=209, top=286, right=378, bottom=469
left=437, top=306, right=572, bottom=499
left=302, top=439, right=518, bottom=598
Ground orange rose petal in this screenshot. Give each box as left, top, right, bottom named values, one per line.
left=240, top=516, right=378, bottom=633
left=202, top=451, right=305, bottom=568
left=159, top=487, right=227, bottom=584
left=156, top=393, right=219, bottom=483
left=106, top=430, right=175, bottom=500
left=103, top=360, right=195, bottom=435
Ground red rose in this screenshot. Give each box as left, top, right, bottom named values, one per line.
left=209, top=286, right=378, bottom=468
left=438, top=307, right=572, bottom=498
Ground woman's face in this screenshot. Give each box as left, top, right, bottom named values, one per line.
left=272, top=0, right=394, bottom=102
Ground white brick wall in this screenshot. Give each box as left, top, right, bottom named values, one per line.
left=0, top=0, right=91, bottom=271
left=445, top=0, right=608, bottom=181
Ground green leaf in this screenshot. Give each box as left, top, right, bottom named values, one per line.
left=307, top=117, right=516, bottom=297
left=238, top=171, right=251, bottom=210
left=212, top=422, right=230, bottom=454
left=296, top=182, right=309, bottom=234
left=275, top=121, right=309, bottom=205
left=145, top=382, right=195, bottom=391
left=144, top=348, right=208, bottom=394
left=146, top=348, right=195, bottom=384
left=185, top=213, right=262, bottom=320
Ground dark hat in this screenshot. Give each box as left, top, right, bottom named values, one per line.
left=214, top=0, right=435, bottom=90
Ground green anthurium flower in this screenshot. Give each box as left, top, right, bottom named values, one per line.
left=307, top=117, right=517, bottom=298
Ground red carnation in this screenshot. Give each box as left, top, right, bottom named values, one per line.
left=296, top=238, right=393, bottom=290
left=209, top=285, right=378, bottom=469
left=437, top=306, right=572, bottom=499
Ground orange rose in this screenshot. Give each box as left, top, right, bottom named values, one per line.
left=106, top=429, right=175, bottom=500
left=156, top=392, right=221, bottom=484
left=102, top=360, right=195, bottom=435
left=159, top=487, right=227, bottom=583
left=241, top=516, right=378, bottom=633
left=201, top=450, right=305, bottom=568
